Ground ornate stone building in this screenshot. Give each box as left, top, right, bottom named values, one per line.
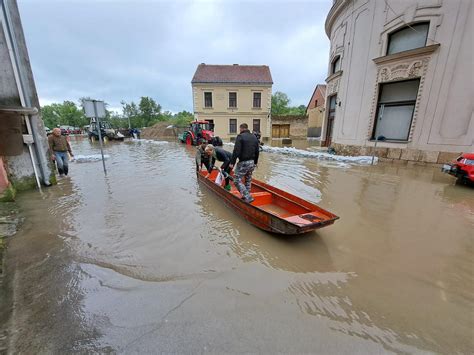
left=322, top=0, right=473, bottom=163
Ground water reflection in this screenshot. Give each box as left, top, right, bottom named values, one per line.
left=6, top=137, right=474, bottom=354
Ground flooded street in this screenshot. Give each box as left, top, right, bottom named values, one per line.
left=3, top=137, right=473, bottom=354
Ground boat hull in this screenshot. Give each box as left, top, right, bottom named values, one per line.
left=197, top=171, right=339, bottom=235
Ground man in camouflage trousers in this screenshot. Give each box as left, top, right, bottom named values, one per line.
left=230, top=123, right=260, bottom=203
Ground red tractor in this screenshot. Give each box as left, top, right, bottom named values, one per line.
left=179, top=120, right=221, bottom=146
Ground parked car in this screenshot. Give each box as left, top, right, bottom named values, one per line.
left=441, top=153, right=474, bottom=184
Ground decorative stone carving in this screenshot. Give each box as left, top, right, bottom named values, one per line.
left=376, top=58, right=428, bottom=83
left=408, top=61, right=423, bottom=77
left=327, top=78, right=340, bottom=96
left=380, top=68, right=389, bottom=81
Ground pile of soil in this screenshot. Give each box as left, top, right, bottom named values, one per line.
left=141, top=122, right=177, bottom=139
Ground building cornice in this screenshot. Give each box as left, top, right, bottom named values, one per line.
left=325, top=0, right=351, bottom=38
left=372, top=44, right=440, bottom=65
left=325, top=70, right=343, bottom=83
left=192, top=82, right=273, bottom=86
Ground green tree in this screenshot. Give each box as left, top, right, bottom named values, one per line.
left=160, top=110, right=174, bottom=122
left=108, top=111, right=128, bottom=128
left=271, top=92, right=307, bottom=116
left=138, top=96, right=162, bottom=126
left=271, top=91, right=291, bottom=115
left=288, top=104, right=307, bottom=115
left=173, top=111, right=194, bottom=126
left=41, top=101, right=88, bottom=128
left=121, top=100, right=141, bottom=128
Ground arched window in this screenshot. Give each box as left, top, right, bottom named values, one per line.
left=387, top=22, right=429, bottom=55
left=331, top=56, right=341, bottom=74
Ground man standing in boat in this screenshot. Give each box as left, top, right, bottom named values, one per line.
left=230, top=123, right=260, bottom=203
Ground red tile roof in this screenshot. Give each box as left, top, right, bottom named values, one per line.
left=192, top=64, right=273, bottom=84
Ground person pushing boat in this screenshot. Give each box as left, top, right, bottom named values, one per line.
left=195, top=138, right=211, bottom=173
left=204, top=145, right=233, bottom=191
left=230, top=123, right=260, bottom=203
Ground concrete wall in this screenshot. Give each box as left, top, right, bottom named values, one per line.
left=0, top=0, right=54, bottom=190
left=272, top=115, right=308, bottom=138
left=192, top=83, right=272, bottom=139
left=323, top=0, right=473, bottom=161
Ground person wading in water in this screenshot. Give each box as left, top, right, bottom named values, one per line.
left=230, top=123, right=259, bottom=203
left=48, top=128, right=74, bottom=177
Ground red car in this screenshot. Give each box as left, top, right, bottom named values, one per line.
left=442, top=153, right=474, bottom=184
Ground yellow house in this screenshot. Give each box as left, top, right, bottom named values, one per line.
left=191, top=64, right=273, bottom=140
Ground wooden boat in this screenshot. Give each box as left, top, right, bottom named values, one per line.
left=197, top=170, right=339, bottom=235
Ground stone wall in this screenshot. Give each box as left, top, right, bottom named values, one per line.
left=332, top=143, right=461, bottom=165
left=272, top=115, right=308, bottom=138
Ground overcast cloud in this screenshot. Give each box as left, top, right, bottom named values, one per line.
left=18, top=0, right=332, bottom=113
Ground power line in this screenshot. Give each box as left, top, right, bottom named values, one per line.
left=384, top=0, right=440, bottom=45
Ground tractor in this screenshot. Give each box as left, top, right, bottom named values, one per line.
left=179, top=120, right=222, bottom=146
left=86, top=120, right=125, bottom=142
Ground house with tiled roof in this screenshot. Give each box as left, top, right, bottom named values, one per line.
left=191, top=63, right=273, bottom=140
left=306, top=84, right=326, bottom=137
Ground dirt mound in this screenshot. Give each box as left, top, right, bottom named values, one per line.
left=141, top=122, right=177, bottom=139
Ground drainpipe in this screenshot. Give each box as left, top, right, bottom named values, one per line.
left=1, top=0, right=51, bottom=186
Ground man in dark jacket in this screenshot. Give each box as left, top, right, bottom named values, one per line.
left=230, top=123, right=260, bottom=203
left=205, top=145, right=233, bottom=190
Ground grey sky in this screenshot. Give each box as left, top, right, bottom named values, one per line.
left=18, top=0, right=332, bottom=113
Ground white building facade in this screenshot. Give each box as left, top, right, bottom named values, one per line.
left=322, top=0, right=473, bottom=163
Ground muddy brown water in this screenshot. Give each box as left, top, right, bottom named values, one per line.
left=2, top=137, right=473, bottom=353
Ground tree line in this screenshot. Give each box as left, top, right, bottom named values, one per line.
left=41, top=92, right=305, bottom=129
left=271, top=92, right=307, bottom=116
left=41, top=97, right=194, bottom=130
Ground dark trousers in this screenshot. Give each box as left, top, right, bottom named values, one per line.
left=221, top=160, right=231, bottom=186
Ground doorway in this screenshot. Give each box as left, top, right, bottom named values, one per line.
left=324, top=95, right=337, bottom=146
left=272, top=124, right=290, bottom=138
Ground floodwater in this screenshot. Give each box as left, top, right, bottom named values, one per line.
left=3, top=137, right=473, bottom=354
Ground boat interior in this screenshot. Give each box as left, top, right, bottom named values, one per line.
left=200, top=170, right=335, bottom=224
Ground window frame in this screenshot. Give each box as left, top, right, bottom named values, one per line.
left=372, top=78, right=420, bottom=142
left=253, top=92, right=262, bottom=108
left=229, top=92, right=237, bottom=108
left=386, top=22, right=430, bottom=56
left=331, top=56, right=341, bottom=74
left=204, top=92, right=213, bottom=108
left=229, top=118, right=237, bottom=134
left=253, top=119, right=261, bottom=133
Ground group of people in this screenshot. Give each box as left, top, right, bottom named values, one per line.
left=196, top=123, right=259, bottom=203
